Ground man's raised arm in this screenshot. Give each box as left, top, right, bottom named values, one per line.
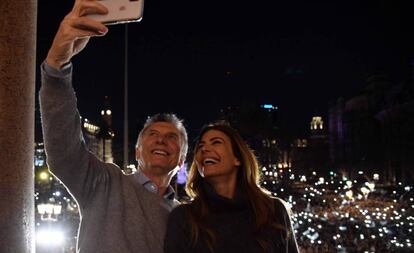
left=39, top=0, right=109, bottom=205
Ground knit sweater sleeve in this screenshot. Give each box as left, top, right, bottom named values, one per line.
left=39, top=62, right=111, bottom=210
left=164, top=205, right=193, bottom=253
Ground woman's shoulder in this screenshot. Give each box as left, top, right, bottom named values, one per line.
left=170, top=202, right=192, bottom=218
left=167, top=203, right=192, bottom=230
left=270, top=196, right=293, bottom=217
left=270, top=196, right=288, bottom=207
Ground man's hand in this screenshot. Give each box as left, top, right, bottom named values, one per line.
left=46, top=0, right=109, bottom=69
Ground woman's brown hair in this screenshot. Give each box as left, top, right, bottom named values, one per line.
left=185, top=121, right=287, bottom=252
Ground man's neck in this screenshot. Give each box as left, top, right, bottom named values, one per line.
left=140, top=169, right=173, bottom=197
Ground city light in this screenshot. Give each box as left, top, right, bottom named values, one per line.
left=261, top=168, right=414, bottom=252
left=37, top=202, right=62, bottom=221
left=36, top=228, right=65, bottom=247
left=39, top=171, right=49, bottom=181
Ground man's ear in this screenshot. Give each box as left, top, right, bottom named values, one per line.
left=135, top=147, right=141, bottom=161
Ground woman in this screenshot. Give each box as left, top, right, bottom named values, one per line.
left=164, top=121, right=299, bottom=253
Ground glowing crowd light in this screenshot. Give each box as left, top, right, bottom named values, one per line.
left=260, top=167, right=414, bottom=252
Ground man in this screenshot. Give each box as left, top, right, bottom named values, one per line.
left=39, top=1, right=188, bottom=252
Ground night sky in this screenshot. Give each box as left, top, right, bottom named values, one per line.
left=36, top=0, right=414, bottom=147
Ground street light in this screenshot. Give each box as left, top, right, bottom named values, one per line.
left=36, top=228, right=64, bottom=246
left=36, top=201, right=65, bottom=253
left=39, top=171, right=49, bottom=181
left=37, top=202, right=62, bottom=221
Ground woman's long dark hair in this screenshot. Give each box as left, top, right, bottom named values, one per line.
left=185, top=121, right=287, bottom=252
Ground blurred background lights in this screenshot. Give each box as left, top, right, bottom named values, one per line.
left=36, top=229, right=64, bottom=247
left=39, top=171, right=49, bottom=181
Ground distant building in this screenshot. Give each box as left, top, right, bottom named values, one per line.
left=81, top=96, right=115, bottom=163
left=375, top=79, right=414, bottom=184
left=308, top=116, right=329, bottom=174
left=289, top=116, right=329, bottom=176
left=219, top=103, right=281, bottom=169
left=329, top=73, right=414, bottom=184
left=289, top=138, right=308, bottom=176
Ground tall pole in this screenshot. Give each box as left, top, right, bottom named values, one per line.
left=0, top=0, right=36, bottom=252
left=123, top=24, right=129, bottom=170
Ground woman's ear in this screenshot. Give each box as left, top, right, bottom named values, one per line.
left=234, top=158, right=241, bottom=167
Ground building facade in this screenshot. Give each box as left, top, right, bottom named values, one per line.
left=329, top=74, right=414, bottom=184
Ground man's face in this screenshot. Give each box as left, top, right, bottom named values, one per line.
left=136, top=122, right=184, bottom=176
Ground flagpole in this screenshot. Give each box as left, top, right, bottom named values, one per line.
left=123, top=24, right=129, bottom=170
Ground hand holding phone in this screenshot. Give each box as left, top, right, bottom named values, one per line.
left=87, top=0, right=144, bottom=25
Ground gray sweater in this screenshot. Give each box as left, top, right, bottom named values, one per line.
left=39, top=63, right=175, bottom=253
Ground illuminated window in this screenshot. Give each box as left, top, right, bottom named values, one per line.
left=35, top=157, right=44, bottom=167
left=310, top=116, right=324, bottom=130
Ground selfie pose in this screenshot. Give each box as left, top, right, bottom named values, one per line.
left=39, top=1, right=188, bottom=252
left=164, top=121, right=299, bottom=253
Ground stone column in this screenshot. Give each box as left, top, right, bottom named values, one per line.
left=0, top=0, right=37, bottom=252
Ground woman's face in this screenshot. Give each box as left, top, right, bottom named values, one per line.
left=195, top=129, right=240, bottom=181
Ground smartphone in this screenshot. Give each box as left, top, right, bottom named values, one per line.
left=87, top=0, right=144, bottom=25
